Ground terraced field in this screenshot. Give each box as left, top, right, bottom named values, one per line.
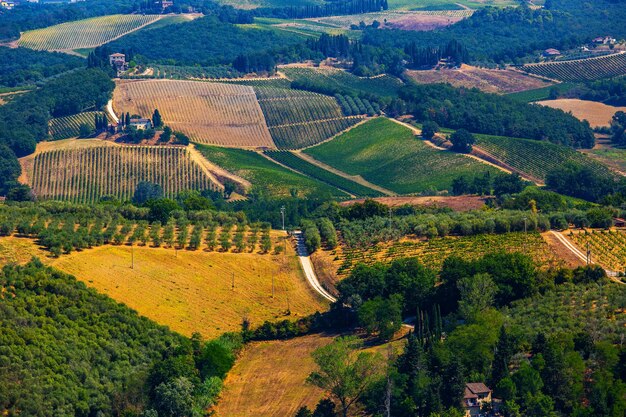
left=29, top=142, right=219, bottom=203
left=48, top=111, right=111, bottom=140
left=281, top=67, right=403, bottom=97
left=475, top=135, right=613, bottom=181
left=330, top=231, right=561, bottom=276
left=522, top=53, right=626, bottom=82
left=196, top=144, right=347, bottom=198
left=254, top=86, right=363, bottom=148
left=264, top=151, right=383, bottom=197
left=304, top=118, right=497, bottom=194
left=113, top=79, right=274, bottom=148
left=18, top=14, right=162, bottom=50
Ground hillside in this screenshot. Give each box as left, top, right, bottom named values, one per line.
left=304, top=117, right=498, bottom=194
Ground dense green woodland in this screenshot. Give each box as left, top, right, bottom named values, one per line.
left=0, top=48, right=84, bottom=88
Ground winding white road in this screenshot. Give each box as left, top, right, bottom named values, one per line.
left=292, top=231, right=337, bottom=303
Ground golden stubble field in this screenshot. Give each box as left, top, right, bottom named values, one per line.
left=537, top=99, right=626, bottom=128
left=113, top=79, right=275, bottom=148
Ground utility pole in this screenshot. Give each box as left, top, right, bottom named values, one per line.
left=131, top=243, right=134, bottom=269
left=232, top=272, right=235, bottom=291
left=280, top=206, right=286, bottom=231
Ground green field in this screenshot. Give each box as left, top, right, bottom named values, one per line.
left=196, top=145, right=347, bottom=198
left=264, top=151, right=383, bottom=197
left=18, top=14, right=163, bottom=51
left=254, top=86, right=363, bottom=149
left=475, top=135, right=613, bottom=181
left=507, top=83, right=576, bottom=102
left=584, top=147, right=626, bottom=173
left=48, top=111, right=110, bottom=140
left=304, top=117, right=497, bottom=194
left=281, top=67, right=403, bottom=97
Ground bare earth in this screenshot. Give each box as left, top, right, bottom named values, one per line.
left=406, top=65, right=553, bottom=94
left=536, top=99, right=626, bottom=128
left=339, top=195, right=487, bottom=211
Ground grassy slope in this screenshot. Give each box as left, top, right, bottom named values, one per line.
left=196, top=144, right=347, bottom=198
left=304, top=117, right=497, bottom=194
left=51, top=240, right=328, bottom=339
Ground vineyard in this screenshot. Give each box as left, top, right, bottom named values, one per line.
left=330, top=232, right=559, bottom=276
left=281, top=67, right=403, bottom=97
left=522, top=53, right=626, bottom=81
left=567, top=229, right=626, bottom=273
left=304, top=118, right=497, bottom=194
left=18, top=14, right=162, bottom=50
left=113, top=79, right=275, bottom=148
left=264, top=151, right=383, bottom=197
left=195, top=144, right=347, bottom=198
left=30, top=144, right=219, bottom=203
left=254, top=86, right=363, bottom=148
left=48, top=111, right=110, bottom=140
left=475, top=135, right=613, bottom=181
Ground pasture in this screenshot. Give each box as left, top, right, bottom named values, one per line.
left=405, top=66, right=553, bottom=94
left=24, top=140, right=220, bottom=203
left=196, top=144, right=348, bottom=198
left=522, top=53, right=626, bottom=82
left=536, top=99, right=626, bottom=128
left=17, top=14, right=162, bottom=51
left=304, top=117, right=497, bottom=194
left=113, top=79, right=275, bottom=148
left=254, top=86, right=363, bottom=148
left=50, top=240, right=328, bottom=339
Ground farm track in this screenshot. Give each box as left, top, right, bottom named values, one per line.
left=293, top=231, right=337, bottom=303
left=188, top=144, right=251, bottom=191
left=293, top=151, right=396, bottom=196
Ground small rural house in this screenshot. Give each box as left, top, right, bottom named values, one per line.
left=109, top=53, right=129, bottom=75
left=463, top=383, right=492, bottom=417
left=593, top=36, right=616, bottom=45
left=543, top=48, right=561, bottom=57
left=129, top=118, right=152, bottom=130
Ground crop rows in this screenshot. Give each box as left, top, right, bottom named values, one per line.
left=48, top=112, right=110, bottom=141
left=310, top=10, right=473, bottom=29
left=31, top=145, right=218, bottom=203
left=113, top=80, right=274, bottom=148
left=282, top=67, right=403, bottom=97
left=18, top=14, right=161, bottom=50
left=475, top=135, right=612, bottom=181
left=568, top=229, right=626, bottom=273
left=333, top=232, right=558, bottom=275
left=522, top=53, right=626, bottom=81
left=264, top=151, right=382, bottom=197
left=254, top=86, right=363, bottom=148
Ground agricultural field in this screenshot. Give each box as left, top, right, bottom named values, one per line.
left=260, top=18, right=353, bottom=38
left=254, top=86, right=363, bottom=148
left=474, top=135, right=612, bottom=181
left=328, top=232, right=562, bottom=276
left=48, top=111, right=110, bottom=140
left=51, top=239, right=328, bottom=339
left=536, top=99, right=626, bottom=128
left=583, top=146, right=626, bottom=174
left=387, top=0, right=518, bottom=9
left=405, top=66, right=553, bottom=94
left=522, top=53, right=626, bottom=82
left=17, top=14, right=163, bottom=51
left=308, top=10, right=473, bottom=31
left=509, top=282, right=626, bottom=343
left=304, top=117, right=498, bottom=194
left=113, top=79, right=275, bottom=148
left=196, top=144, right=348, bottom=198
left=264, top=150, right=384, bottom=197
left=281, top=67, right=403, bottom=97
left=566, top=229, right=626, bottom=273
left=217, top=0, right=324, bottom=9
left=216, top=333, right=333, bottom=417
left=507, top=82, right=576, bottom=102
left=26, top=141, right=219, bottom=203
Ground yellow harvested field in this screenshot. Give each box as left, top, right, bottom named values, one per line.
left=406, top=66, right=553, bottom=94
left=215, top=333, right=334, bottom=417
left=536, top=99, right=626, bottom=128
left=113, top=79, right=275, bottom=148
left=50, top=241, right=328, bottom=338
left=0, top=236, right=49, bottom=266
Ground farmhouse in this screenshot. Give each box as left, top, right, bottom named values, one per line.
left=463, top=382, right=492, bottom=417
left=109, top=53, right=129, bottom=76
left=593, top=36, right=616, bottom=45
left=543, top=48, right=561, bottom=57
left=129, top=118, right=152, bottom=130
left=154, top=0, right=173, bottom=9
